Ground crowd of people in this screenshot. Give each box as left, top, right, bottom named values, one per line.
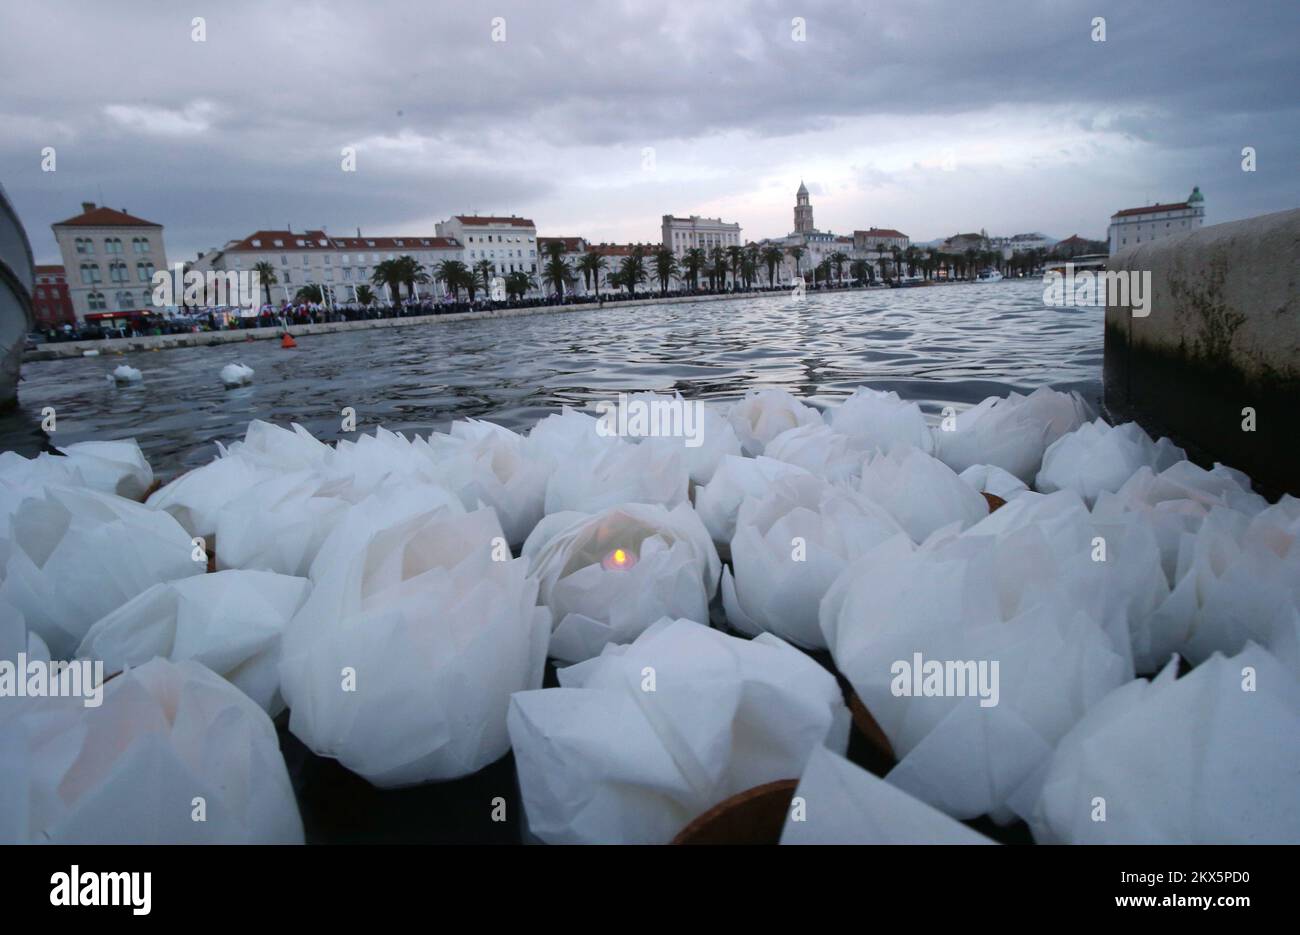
left=32, top=279, right=880, bottom=346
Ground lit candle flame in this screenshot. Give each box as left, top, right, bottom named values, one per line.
left=602, top=547, right=636, bottom=571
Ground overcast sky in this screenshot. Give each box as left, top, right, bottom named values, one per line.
left=3, top=0, right=1296, bottom=264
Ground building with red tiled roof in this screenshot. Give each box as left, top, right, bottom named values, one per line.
left=51, top=202, right=168, bottom=321
left=32, top=265, right=76, bottom=328
left=436, top=214, right=539, bottom=285
left=1108, top=187, right=1204, bottom=255
left=192, top=228, right=464, bottom=304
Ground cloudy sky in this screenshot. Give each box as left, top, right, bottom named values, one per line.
left=3, top=0, right=1296, bottom=264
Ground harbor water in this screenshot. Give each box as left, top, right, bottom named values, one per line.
left=2, top=281, right=1101, bottom=478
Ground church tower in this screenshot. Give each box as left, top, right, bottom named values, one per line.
left=794, top=181, right=814, bottom=234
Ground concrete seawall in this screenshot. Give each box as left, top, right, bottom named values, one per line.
left=22, top=288, right=808, bottom=362
left=1104, top=208, right=1300, bottom=496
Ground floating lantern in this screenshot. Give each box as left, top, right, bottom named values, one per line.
left=601, top=547, right=637, bottom=571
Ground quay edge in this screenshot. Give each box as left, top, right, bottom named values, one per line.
left=1104, top=208, right=1300, bottom=497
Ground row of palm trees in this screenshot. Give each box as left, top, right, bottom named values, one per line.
left=242, top=239, right=1062, bottom=309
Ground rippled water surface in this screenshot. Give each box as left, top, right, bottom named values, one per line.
left=4, top=281, right=1101, bottom=478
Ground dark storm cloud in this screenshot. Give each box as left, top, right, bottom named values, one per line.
left=1, top=0, right=1295, bottom=259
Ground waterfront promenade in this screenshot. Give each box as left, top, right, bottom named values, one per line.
left=23, top=288, right=823, bottom=362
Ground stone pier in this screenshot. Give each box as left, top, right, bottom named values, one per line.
left=1104, top=208, right=1300, bottom=496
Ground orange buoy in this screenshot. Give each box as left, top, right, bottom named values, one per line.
left=281, top=333, right=297, bottom=349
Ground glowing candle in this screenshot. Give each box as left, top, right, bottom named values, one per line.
left=601, top=547, right=637, bottom=571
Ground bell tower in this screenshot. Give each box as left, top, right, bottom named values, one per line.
left=794, top=181, right=814, bottom=234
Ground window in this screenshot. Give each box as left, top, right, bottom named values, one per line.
left=252, top=239, right=262, bottom=248
left=136, top=261, right=155, bottom=281
left=281, top=255, right=288, bottom=265
left=80, top=263, right=99, bottom=284
left=75, top=237, right=92, bottom=254
left=88, top=291, right=106, bottom=311
left=302, top=255, right=309, bottom=267
left=115, top=290, right=134, bottom=309
left=273, top=239, right=284, bottom=247
left=324, top=254, right=331, bottom=265
left=110, top=262, right=128, bottom=283
left=296, top=239, right=305, bottom=247
left=105, top=237, right=123, bottom=254
left=284, top=272, right=292, bottom=284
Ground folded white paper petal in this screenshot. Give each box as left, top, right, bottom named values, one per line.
left=2, top=486, right=202, bottom=659
left=146, top=451, right=269, bottom=538
left=219, top=362, right=254, bottom=387
left=0, top=594, right=49, bottom=665
left=933, top=387, right=1092, bottom=483
left=54, top=440, right=154, bottom=500
left=780, top=745, right=994, bottom=844
left=508, top=618, right=850, bottom=844
left=828, top=386, right=934, bottom=455
left=821, top=511, right=1136, bottom=822
left=726, top=388, right=823, bottom=457
left=543, top=436, right=689, bottom=516
left=1139, top=505, right=1300, bottom=671
left=526, top=407, right=615, bottom=466
left=763, top=423, right=867, bottom=483
left=1, top=657, right=303, bottom=843
left=957, top=463, right=1029, bottom=501
left=723, top=473, right=904, bottom=649
left=424, top=419, right=550, bottom=546
left=108, top=364, right=142, bottom=384
left=857, top=443, right=989, bottom=543
left=1036, top=418, right=1184, bottom=505
left=693, top=454, right=811, bottom=545
left=1026, top=645, right=1300, bottom=844
left=223, top=420, right=331, bottom=473
left=631, top=395, right=742, bottom=486
left=279, top=497, right=550, bottom=785
left=213, top=470, right=353, bottom=577
left=524, top=502, right=720, bottom=662
left=77, top=569, right=312, bottom=714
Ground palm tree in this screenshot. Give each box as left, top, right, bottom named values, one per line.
left=759, top=245, right=784, bottom=287
left=369, top=259, right=405, bottom=304
left=708, top=246, right=728, bottom=290
left=543, top=253, right=572, bottom=299
left=294, top=284, right=325, bottom=304
left=963, top=248, right=977, bottom=280
left=726, top=245, right=745, bottom=290
left=433, top=259, right=470, bottom=300
left=681, top=248, right=706, bottom=290
left=652, top=248, right=679, bottom=295
left=392, top=255, right=428, bottom=300
left=890, top=246, right=904, bottom=282
left=787, top=245, right=806, bottom=282
left=576, top=251, right=607, bottom=298
left=815, top=258, right=832, bottom=287
left=252, top=261, right=277, bottom=307
left=850, top=259, right=870, bottom=286
left=828, top=251, right=849, bottom=285
left=354, top=284, right=376, bottom=306
left=505, top=270, right=535, bottom=299
left=741, top=245, right=759, bottom=289
left=617, top=248, right=647, bottom=297
left=473, top=259, right=496, bottom=297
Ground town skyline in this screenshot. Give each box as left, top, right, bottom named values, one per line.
left=3, top=0, right=1297, bottom=265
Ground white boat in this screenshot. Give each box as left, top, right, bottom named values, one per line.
left=0, top=182, right=36, bottom=412
left=974, top=268, right=1004, bottom=283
